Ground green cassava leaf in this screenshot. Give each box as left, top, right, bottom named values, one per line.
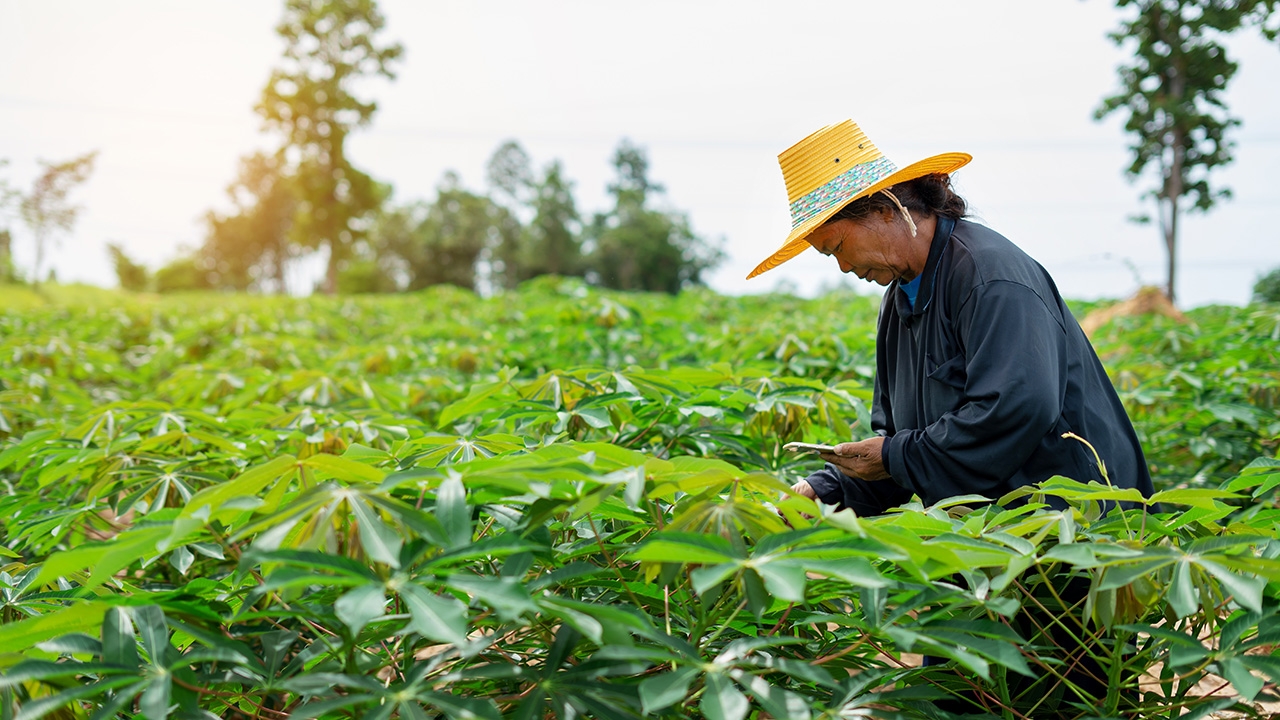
left=639, top=666, right=699, bottom=714
left=400, top=584, right=470, bottom=647
left=335, top=582, right=387, bottom=636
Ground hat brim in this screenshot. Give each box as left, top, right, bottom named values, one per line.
left=747, top=151, right=972, bottom=279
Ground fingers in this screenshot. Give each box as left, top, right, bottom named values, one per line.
left=819, top=450, right=860, bottom=466
left=832, top=442, right=860, bottom=458
left=790, top=480, right=818, bottom=500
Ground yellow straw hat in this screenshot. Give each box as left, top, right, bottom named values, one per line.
left=747, top=120, right=971, bottom=279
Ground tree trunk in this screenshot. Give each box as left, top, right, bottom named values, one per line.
left=324, top=243, right=339, bottom=295
left=1167, top=122, right=1185, bottom=306
left=1165, top=46, right=1186, bottom=306
left=1166, top=196, right=1178, bottom=304
left=32, top=231, right=45, bottom=290
left=274, top=249, right=286, bottom=295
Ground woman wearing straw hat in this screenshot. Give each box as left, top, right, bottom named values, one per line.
left=756, top=120, right=1153, bottom=513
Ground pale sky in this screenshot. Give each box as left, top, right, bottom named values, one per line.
left=2, top=0, right=1278, bottom=306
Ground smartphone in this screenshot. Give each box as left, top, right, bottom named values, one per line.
left=783, top=442, right=839, bottom=454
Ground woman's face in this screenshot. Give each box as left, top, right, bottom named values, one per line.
left=805, top=213, right=920, bottom=286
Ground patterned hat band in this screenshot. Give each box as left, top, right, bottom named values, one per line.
left=788, top=156, right=898, bottom=228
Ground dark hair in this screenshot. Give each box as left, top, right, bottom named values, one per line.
left=824, top=173, right=967, bottom=226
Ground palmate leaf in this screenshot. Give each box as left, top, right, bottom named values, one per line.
left=742, top=673, right=813, bottom=720
left=288, top=694, right=384, bottom=720
left=103, top=606, right=139, bottom=668
left=1224, top=456, right=1280, bottom=497
left=412, top=691, right=502, bottom=720
left=400, top=583, right=470, bottom=647
left=243, top=548, right=382, bottom=583
left=666, top=488, right=790, bottom=540
left=628, top=532, right=739, bottom=564
left=437, top=371, right=519, bottom=428
left=1149, top=487, right=1244, bottom=508
left=237, top=481, right=427, bottom=564
left=701, top=672, right=749, bottom=720
left=537, top=595, right=603, bottom=645
left=180, top=454, right=297, bottom=521
left=302, top=452, right=386, bottom=484
left=1216, top=657, right=1265, bottom=702
left=1117, top=623, right=1210, bottom=667
left=446, top=574, right=537, bottom=622
left=638, top=666, right=699, bottom=713
left=11, top=677, right=144, bottom=720
left=348, top=496, right=403, bottom=567
left=138, top=668, right=171, bottom=720
left=402, top=433, right=523, bottom=467
left=34, top=524, right=176, bottom=593
left=436, top=473, right=472, bottom=550
left=1195, top=557, right=1265, bottom=613
left=34, top=631, right=101, bottom=656
left=335, top=582, right=387, bottom=635
left=1097, top=546, right=1267, bottom=617
left=0, top=660, right=134, bottom=688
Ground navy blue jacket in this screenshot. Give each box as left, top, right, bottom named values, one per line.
left=806, top=217, right=1153, bottom=513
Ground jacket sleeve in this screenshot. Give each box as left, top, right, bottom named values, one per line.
left=804, top=294, right=906, bottom=515
left=803, top=464, right=852, bottom=507
left=882, top=280, right=1068, bottom=500
left=804, top=463, right=913, bottom=516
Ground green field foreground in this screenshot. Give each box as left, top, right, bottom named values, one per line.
left=2, top=280, right=1279, bottom=718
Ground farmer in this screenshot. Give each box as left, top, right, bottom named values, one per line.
left=749, top=120, right=1154, bottom=513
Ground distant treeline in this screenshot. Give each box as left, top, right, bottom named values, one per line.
left=103, top=0, right=722, bottom=297
left=130, top=138, right=724, bottom=296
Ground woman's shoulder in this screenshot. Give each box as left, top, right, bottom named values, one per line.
left=947, top=219, right=1051, bottom=289
left=942, top=219, right=1067, bottom=325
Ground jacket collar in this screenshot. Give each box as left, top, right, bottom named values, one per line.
left=892, top=214, right=955, bottom=319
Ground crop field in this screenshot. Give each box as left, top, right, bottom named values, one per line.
left=2, top=280, right=1279, bottom=719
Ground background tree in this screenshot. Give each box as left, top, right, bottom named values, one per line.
left=483, top=141, right=586, bottom=289
left=106, top=242, right=150, bottom=292
left=367, top=174, right=512, bottom=292
left=1254, top=265, right=1280, bottom=303
left=18, top=151, right=97, bottom=289
left=521, top=160, right=584, bottom=281
left=203, top=152, right=297, bottom=292
left=0, top=159, right=20, bottom=283
left=365, top=199, right=426, bottom=290
left=256, top=0, right=402, bottom=295
left=585, top=140, right=723, bottom=294
left=335, top=247, right=399, bottom=293
left=154, top=252, right=214, bottom=294
left=484, top=140, right=534, bottom=290
left=486, top=140, right=534, bottom=208
left=1096, top=0, right=1278, bottom=303
left=413, top=173, right=508, bottom=292
left=0, top=229, right=14, bottom=284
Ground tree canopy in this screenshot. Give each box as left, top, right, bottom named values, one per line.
left=203, top=152, right=298, bottom=292
left=256, top=0, right=403, bottom=294
left=585, top=140, right=723, bottom=294
left=1097, top=0, right=1279, bottom=303
left=18, top=152, right=97, bottom=289
left=175, top=6, right=721, bottom=298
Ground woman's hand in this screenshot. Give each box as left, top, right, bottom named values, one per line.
left=790, top=479, right=818, bottom=500
left=821, top=436, right=890, bottom=481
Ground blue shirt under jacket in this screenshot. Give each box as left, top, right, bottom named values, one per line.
left=805, top=217, right=1154, bottom=513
